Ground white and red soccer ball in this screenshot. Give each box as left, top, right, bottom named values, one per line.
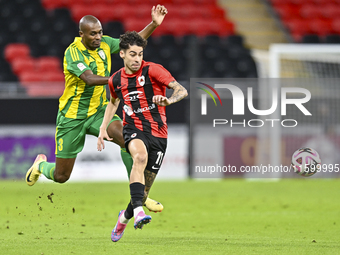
left=291, top=147, right=321, bottom=177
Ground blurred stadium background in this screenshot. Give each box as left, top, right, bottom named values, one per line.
left=1, top=0, right=340, bottom=181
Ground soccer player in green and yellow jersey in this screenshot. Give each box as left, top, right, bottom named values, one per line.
left=25, top=5, right=167, bottom=213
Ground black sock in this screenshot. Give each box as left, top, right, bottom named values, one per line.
left=130, top=182, right=144, bottom=209
left=124, top=202, right=133, bottom=219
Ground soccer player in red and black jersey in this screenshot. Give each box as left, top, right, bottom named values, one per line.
left=97, top=31, right=187, bottom=241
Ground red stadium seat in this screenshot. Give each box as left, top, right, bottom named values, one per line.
left=11, top=58, right=36, bottom=75
left=165, top=5, right=181, bottom=18
left=24, top=82, right=65, bottom=97
left=209, top=6, right=226, bottom=19
left=176, top=5, right=199, bottom=19
left=124, top=18, right=150, bottom=33
left=70, top=5, right=93, bottom=22
left=300, top=4, right=322, bottom=19
left=193, top=0, right=217, bottom=5
left=41, top=0, right=64, bottom=10
left=214, top=20, right=235, bottom=36
left=19, top=71, right=43, bottom=83
left=274, top=4, right=300, bottom=20
left=4, top=44, right=31, bottom=63
left=133, top=4, right=152, bottom=19
left=270, top=0, right=291, bottom=5
left=108, top=4, right=132, bottom=21
left=284, top=18, right=312, bottom=36
left=331, top=17, right=340, bottom=33
left=289, top=0, right=310, bottom=5
left=92, top=4, right=116, bottom=23
left=321, top=4, right=340, bottom=19
left=20, top=71, right=65, bottom=97
left=155, top=18, right=190, bottom=36
left=43, top=71, right=65, bottom=82
left=171, top=0, right=196, bottom=4
left=36, top=56, right=62, bottom=72
left=187, top=18, right=209, bottom=36
left=309, top=18, right=333, bottom=36
left=312, top=0, right=336, bottom=4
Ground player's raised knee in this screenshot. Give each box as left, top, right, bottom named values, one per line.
left=133, top=152, right=148, bottom=166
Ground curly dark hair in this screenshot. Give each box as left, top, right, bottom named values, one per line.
left=119, top=31, right=147, bottom=51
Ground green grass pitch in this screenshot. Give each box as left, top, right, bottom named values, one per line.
left=0, top=179, right=339, bottom=254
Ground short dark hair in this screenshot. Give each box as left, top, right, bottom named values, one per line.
left=119, top=31, right=147, bottom=51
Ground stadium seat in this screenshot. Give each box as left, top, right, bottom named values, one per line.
left=300, top=4, right=322, bottom=19
left=324, top=34, right=340, bottom=43
left=104, top=3, right=131, bottom=22
left=22, top=3, right=46, bottom=19
left=289, top=0, right=309, bottom=5
left=284, top=18, right=312, bottom=36
left=301, top=34, right=321, bottom=43
left=309, top=18, right=333, bottom=36
left=237, top=56, right=257, bottom=77
left=164, top=5, right=181, bottom=19
left=226, top=35, right=244, bottom=46
left=205, top=6, right=226, bottom=19
left=270, top=0, right=293, bottom=5
left=321, top=4, right=340, bottom=19
left=213, top=20, right=235, bottom=36
left=92, top=4, right=116, bottom=23
left=193, top=0, right=217, bottom=4
left=43, top=71, right=65, bottom=82
left=51, top=8, right=73, bottom=21
left=70, top=4, right=93, bottom=22
left=4, top=44, right=31, bottom=63
left=274, top=4, right=300, bottom=20
left=180, top=5, right=199, bottom=19
left=331, top=18, right=340, bottom=34
left=155, top=18, right=190, bottom=36
left=41, top=0, right=65, bottom=10
left=171, top=0, right=196, bottom=4
left=124, top=18, right=150, bottom=33
left=19, top=71, right=43, bottom=83
left=11, top=57, right=36, bottom=75
left=36, top=56, right=62, bottom=72
left=312, top=0, right=337, bottom=4
left=103, top=21, right=125, bottom=38
left=133, top=4, right=152, bottom=19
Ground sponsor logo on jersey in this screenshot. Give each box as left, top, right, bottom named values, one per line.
left=77, top=63, right=86, bottom=71
left=138, top=75, right=145, bottom=86
left=124, top=91, right=143, bottom=102
left=98, top=50, right=105, bottom=60
left=131, top=133, right=137, bottom=138
left=134, top=103, right=155, bottom=114
left=123, top=105, right=133, bottom=116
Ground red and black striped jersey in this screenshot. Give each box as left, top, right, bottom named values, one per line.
left=108, top=61, right=175, bottom=138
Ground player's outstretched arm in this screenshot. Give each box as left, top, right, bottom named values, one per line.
left=152, top=81, right=188, bottom=106
left=138, top=4, right=168, bottom=39
left=80, top=70, right=109, bottom=86
left=97, top=97, right=120, bottom=151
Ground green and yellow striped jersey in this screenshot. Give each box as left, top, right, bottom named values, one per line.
left=59, top=36, right=120, bottom=119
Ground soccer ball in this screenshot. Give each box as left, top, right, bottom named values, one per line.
left=291, top=147, right=321, bottom=177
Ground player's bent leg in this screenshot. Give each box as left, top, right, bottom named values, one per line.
left=53, top=157, right=76, bottom=183
left=107, top=120, right=125, bottom=148
left=128, top=140, right=152, bottom=229
left=143, top=170, right=164, bottom=212
left=26, top=154, right=47, bottom=186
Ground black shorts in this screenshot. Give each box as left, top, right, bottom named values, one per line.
left=123, top=125, right=167, bottom=174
